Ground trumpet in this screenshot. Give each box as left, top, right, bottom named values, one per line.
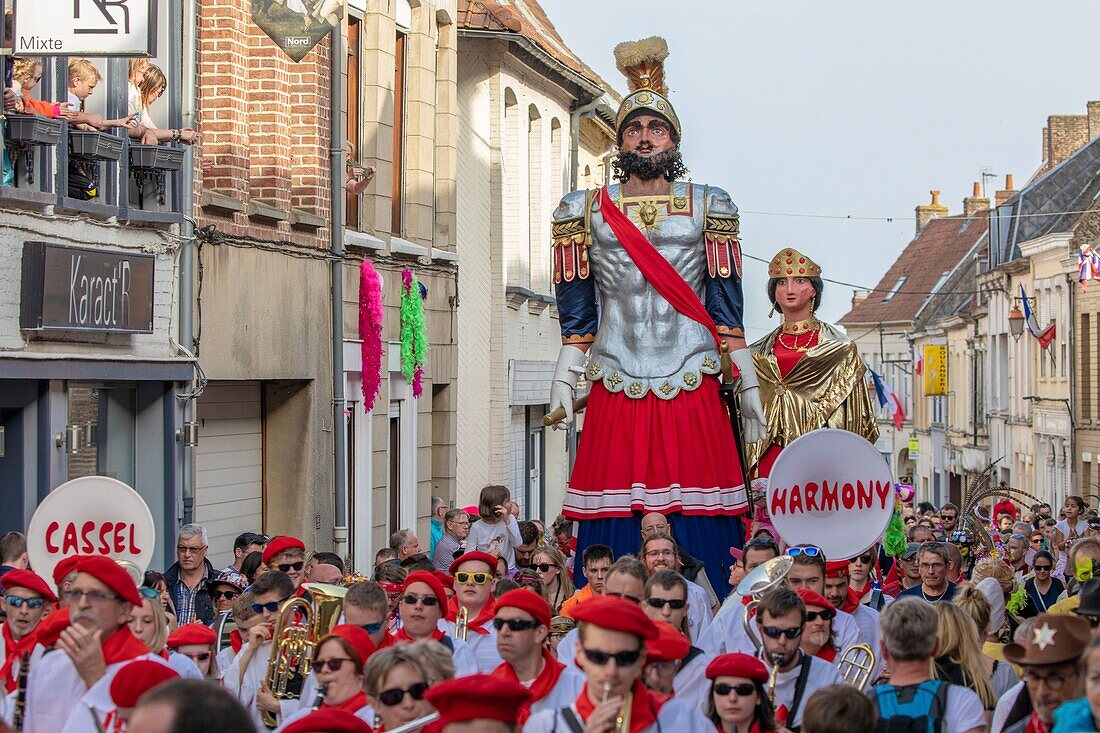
left=601, top=682, right=631, bottom=733
left=455, top=606, right=469, bottom=641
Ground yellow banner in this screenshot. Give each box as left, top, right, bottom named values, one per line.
left=923, top=345, right=948, bottom=396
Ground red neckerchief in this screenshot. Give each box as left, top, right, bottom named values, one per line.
left=101, top=625, right=150, bottom=665
left=447, top=596, right=496, bottom=635
left=324, top=690, right=368, bottom=714
left=574, top=680, right=664, bottom=733
left=393, top=626, right=446, bottom=643
left=159, top=648, right=169, bottom=660
left=491, top=649, right=566, bottom=724
left=229, top=629, right=243, bottom=653
left=1025, top=711, right=1050, bottom=733
left=814, top=645, right=837, bottom=663
left=841, top=588, right=861, bottom=614
left=0, top=621, right=37, bottom=692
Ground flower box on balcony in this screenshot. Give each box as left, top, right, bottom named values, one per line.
left=69, top=130, right=123, bottom=161
left=5, top=114, right=63, bottom=146
left=129, top=144, right=184, bottom=171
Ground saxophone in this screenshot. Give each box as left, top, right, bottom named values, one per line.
left=455, top=606, right=469, bottom=641
left=12, top=652, right=29, bottom=733
left=601, top=682, right=632, bottom=733
left=766, top=652, right=783, bottom=705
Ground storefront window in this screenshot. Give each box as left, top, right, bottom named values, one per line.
left=67, top=383, right=136, bottom=485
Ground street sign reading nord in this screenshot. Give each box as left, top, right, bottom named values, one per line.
left=20, top=241, right=155, bottom=334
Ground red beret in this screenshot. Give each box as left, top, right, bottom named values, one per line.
left=825, top=561, right=850, bottom=578
left=495, top=588, right=552, bottom=628
left=795, top=588, right=835, bottom=614
left=281, top=709, right=373, bottom=733
left=432, top=571, right=454, bottom=590
left=325, top=624, right=377, bottom=666
left=402, top=571, right=448, bottom=607
left=424, top=674, right=532, bottom=726
left=572, top=597, right=658, bottom=641
left=646, top=621, right=691, bottom=663
left=35, top=608, right=70, bottom=647
left=53, top=555, right=82, bottom=588
left=109, top=660, right=180, bottom=708
left=449, top=551, right=498, bottom=575
left=75, top=555, right=142, bottom=606
left=262, top=536, right=305, bottom=565
left=1, top=569, right=58, bottom=603
left=166, top=622, right=217, bottom=650
left=706, top=653, right=769, bottom=682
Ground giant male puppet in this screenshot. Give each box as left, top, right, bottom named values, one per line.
left=547, top=37, right=766, bottom=596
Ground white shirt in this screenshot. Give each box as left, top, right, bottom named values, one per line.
left=524, top=665, right=585, bottom=719
left=524, top=694, right=713, bottom=733
left=990, top=680, right=1024, bottom=733
left=767, top=653, right=843, bottom=728
left=684, top=580, right=713, bottom=643
left=166, top=651, right=204, bottom=680
left=236, top=640, right=309, bottom=732
left=844, top=603, right=883, bottom=678
left=555, top=627, right=582, bottom=672
left=0, top=628, right=45, bottom=693
left=672, top=650, right=711, bottom=714
left=1056, top=519, right=1088, bottom=540
left=443, top=619, right=503, bottom=673
left=466, top=518, right=524, bottom=569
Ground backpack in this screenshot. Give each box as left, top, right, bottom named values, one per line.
left=869, top=680, right=950, bottom=733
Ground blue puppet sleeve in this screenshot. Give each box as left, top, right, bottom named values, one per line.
left=552, top=190, right=598, bottom=344
left=703, top=186, right=745, bottom=339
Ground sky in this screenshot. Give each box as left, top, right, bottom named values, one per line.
left=540, top=0, right=1100, bottom=342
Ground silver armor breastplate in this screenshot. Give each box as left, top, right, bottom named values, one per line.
left=586, top=182, right=720, bottom=400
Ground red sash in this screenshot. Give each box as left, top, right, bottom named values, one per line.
left=447, top=597, right=496, bottom=636
left=597, top=187, right=722, bottom=349
left=575, top=680, right=664, bottom=733
left=1, top=621, right=36, bottom=692
left=101, top=626, right=151, bottom=666
left=491, top=649, right=566, bottom=724
left=393, top=626, right=446, bottom=643
left=324, top=690, right=368, bottom=714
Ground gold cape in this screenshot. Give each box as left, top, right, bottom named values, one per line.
left=745, top=321, right=880, bottom=470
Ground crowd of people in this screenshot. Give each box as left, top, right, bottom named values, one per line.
left=3, top=485, right=1100, bottom=732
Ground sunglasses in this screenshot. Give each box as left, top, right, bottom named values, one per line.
left=760, top=625, right=802, bottom=640
left=532, top=563, right=554, bottom=572
left=714, top=682, right=756, bottom=697
left=786, top=546, right=821, bottom=558
left=378, top=682, right=429, bottom=706
left=492, top=618, right=540, bottom=632
left=252, top=598, right=288, bottom=614
left=139, top=587, right=160, bottom=600
left=277, top=561, right=305, bottom=573
left=1034, top=564, right=1052, bottom=571
left=805, top=610, right=835, bottom=622
left=1031, top=537, right=1044, bottom=545
left=854, top=552, right=875, bottom=564
left=181, top=651, right=211, bottom=662
left=4, top=595, right=46, bottom=609
left=581, top=647, right=642, bottom=667
left=314, top=657, right=353, bottom=672
left=646, top=598, right=686, bottom=610
left=454, top=571, right=492, bottom=585
left=212, top=590, right=240, bottom=601
left=606, top=592, right=642, bottom=605
left=401, top=594, right=440, bottom=607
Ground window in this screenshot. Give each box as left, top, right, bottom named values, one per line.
left=1082, top=314, right=1092, bottom=419
left=67, top=383, right=136, bottom=485
left=391, top=30, right=407, bottom=235
left=346, top=15, right=362, bottom=230
left=930, top=271, right=950, bottom=294
left=882, top=276, right=907, bottom=302
left=527, top=104, right=542, bottom=291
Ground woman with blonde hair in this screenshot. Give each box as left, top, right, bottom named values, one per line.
left=129, top=591, right=202, bottom=679
left=933, top=603, right=997, bottom=712
left=363, top=645, right=437, bottom=733
left=951, top=585, right=1019, bottom=698
left=971, top=557, right=1028, bottom=639
left=126, top=62, right=198, bottom=146
left=531, top=546, right=573, bottom=614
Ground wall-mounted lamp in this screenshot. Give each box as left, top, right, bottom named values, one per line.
left=177, top=420, right=199, bottom=447
left=1008, top=296, right=1036, bottom=342
left=57, top=425, right=83, bottom=454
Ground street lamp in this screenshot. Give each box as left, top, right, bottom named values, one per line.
left=1008, top=305, right=1025, bottom=341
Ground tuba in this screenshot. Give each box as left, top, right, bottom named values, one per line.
left=455, top=606, right=469, bottom=641
left=837, top=643, right=877, bottom=691
left=260, top=583, right=347, bottom=728
left=736, top=555, right=794, bottom=651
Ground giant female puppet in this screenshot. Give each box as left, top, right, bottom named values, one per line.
left=547, top=37, right=767, bottom=597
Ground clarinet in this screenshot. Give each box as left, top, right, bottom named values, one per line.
left=12, top=651, right=29, bottom=733
left=310, top=683, right=329, bottom=711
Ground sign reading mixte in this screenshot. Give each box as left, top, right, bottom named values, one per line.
left=20, top=242, right=155, bottom=334
left=13, top=0, right=156, bottom=56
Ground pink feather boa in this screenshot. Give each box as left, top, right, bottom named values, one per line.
left=359, top=259, right=384, bottom=411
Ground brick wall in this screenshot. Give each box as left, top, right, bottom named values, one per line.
left=1044, top=114, right=1089, bottom=172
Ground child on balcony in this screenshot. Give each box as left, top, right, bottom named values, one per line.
left=65, top=58, right=138, bottom=132
left=127, top=63, right=198, bottom=146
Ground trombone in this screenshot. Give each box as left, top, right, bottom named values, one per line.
left=837, top=643, right=877, bottom=691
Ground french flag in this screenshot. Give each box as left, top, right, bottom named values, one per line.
left=1020, top=285, right=1057, bottom=350
left=870, top=368, right=906, bottom=430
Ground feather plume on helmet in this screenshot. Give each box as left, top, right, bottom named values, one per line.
left=613, top=36, right=681, bottom=144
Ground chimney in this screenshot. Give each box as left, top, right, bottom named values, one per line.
left=915, top=189, right=948, bottom=233
left=1045, top=114, right=1089, bottom=168
left=851, top=289, right=869, bottom=309
left=995, top=173, right=1017, bottom=207
left=1089, top=101, right=1100, bottom=140
left=963, top=181, right=989, bottom=217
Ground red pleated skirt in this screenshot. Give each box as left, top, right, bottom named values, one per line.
left=563, top=376, right=748, bottom=519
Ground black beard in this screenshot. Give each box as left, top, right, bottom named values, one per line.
left=612, top=148, right=687, bottom=183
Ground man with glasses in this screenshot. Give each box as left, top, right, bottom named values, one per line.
left=21, top=555, right=168, bottom=731
left=206, top=570, right=247, bottom=616
left=639, top=534, right=713, bottom=640
left=754, top=589, right=841, bottom=729
left=558, top=558, right=648, bottom=673
left=392, top=570, right=477, bottom=676
left=639, top=513, right=720, bottom=606
left=489, top=589, right=582, bottom=723
left=434, top=509, right=470, bottom=572
left=344, top=580, right=393, bottom=649
left=938, top=503, right=959, bottom=538
left=643, top=571, right=711, bottom=714
left=526, top=596, right=712, bottom=733
left=262, top=536, right=308, bottom=593
left=898, top=542, right=957, bottom=603
left=445, top=551, right=503, bottom=672
left=1002, top=614, right=1091, bottom=733
left=0, top=569, right=54, bottom=693
left=165, top=523, right=216, bottom=625
left=559, top=544, right=613, bottom=619
left=235, top=570, right=304, bottom=728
